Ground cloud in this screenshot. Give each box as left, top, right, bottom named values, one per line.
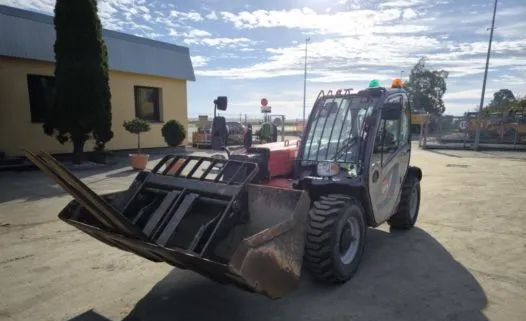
left=191, top=55, right=209, bottom=68
left=195, top=19, right=525, bottom=91
left=424, top=39, right=526, bottom=77
left=170, top=10, right=203, bottom=22
left=403, top=8, right=418, bottom=20
left=444, top=89, right=487, bottom=100
left=197, top=34, right=442, bottom=80
left=379, top=0, right=425, bottom=8
left=184, top=37, right=254, bottom=48
left=340, top=0, right=361, bottom=9
left=186, top=28, right=212, bottom=38
left=205, top=10, right=218, bottom=20
left=220, top=7, right=415, bottom=36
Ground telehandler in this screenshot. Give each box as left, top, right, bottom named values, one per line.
left=26, top=79, right=422, bottom=299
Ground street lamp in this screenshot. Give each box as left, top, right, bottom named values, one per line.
left=474, top=0, right=498, bottom=150
left=303, top=37, right=310, bottom=126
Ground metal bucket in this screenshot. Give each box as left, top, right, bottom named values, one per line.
left=59, top=184, right=310, bottom=299
left=27, top=150, right=310, bottom=299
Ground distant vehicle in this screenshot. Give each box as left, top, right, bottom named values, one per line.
left=192, top=121, right=246, bottom=147
left=485, top=112, right=526, bottom=141
left=410, top=109, right=429, bottom=134
left=464, top=112, right=525, bottom=142
left=226, top=121, right=246, bottom=145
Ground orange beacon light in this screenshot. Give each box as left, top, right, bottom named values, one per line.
left=391, top=78, right=403, bottom=88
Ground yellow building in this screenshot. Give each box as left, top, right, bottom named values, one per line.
left=0, top=5, right=195, bottom=157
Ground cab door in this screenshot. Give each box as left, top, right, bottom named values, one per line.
left=398, top=95, right=411, bottom=183
left=368, top=95, right=405, bottom=223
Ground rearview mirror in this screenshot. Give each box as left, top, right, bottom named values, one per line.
left=214, top=96, right=228, bottom=111
left=382, top=102, right=402, bottom=120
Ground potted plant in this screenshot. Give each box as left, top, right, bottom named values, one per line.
left=123, top=118, right=151, bottom=170
left=162, top=120, right=186, bottom=148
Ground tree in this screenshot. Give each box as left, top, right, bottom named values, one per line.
left=509, top=96, right=526, bottom=113
left=488, top=89, right=516, bottom=111
left=44, top=0, right=113, bottom=163
left=405, top=57, right=449, bottom=115
left=123, top=119, right=151, bottom=153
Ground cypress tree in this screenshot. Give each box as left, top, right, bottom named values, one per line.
left=44, top=0, right=113, bottom=163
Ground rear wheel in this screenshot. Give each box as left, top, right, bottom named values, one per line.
left=304, top=194, right=366, bottom=283
left=388, top=175, right=420, bottom=229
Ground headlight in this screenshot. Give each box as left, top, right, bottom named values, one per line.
left=317, top=161, right=340, bottom=177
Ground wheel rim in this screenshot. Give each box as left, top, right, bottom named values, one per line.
left=339, top=216, right=360, bottom=265
left=409, top=185, right=419, bottom=220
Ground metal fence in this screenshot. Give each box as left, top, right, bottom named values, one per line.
left=419, top=112, right=526, bottom=151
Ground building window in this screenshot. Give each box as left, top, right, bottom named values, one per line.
left=27, top=74, right=55, bottom=123
left=134, top=86, right=161, bottom=121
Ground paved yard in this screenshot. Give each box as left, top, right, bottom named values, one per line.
left=0, top=145, right=525, bottom=321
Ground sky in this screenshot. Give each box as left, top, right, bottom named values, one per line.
left=2, top=0, right=525, bottom=118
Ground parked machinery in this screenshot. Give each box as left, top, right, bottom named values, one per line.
left=192, top=97, right=246, bottom=149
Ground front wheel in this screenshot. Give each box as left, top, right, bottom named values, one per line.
left=304, top=195, right=367, bottom=283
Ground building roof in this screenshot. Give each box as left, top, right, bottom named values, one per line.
left=0, top=5, right=195, bottom=81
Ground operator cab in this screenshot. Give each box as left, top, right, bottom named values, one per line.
left=296, top=79, right=413, bottom=226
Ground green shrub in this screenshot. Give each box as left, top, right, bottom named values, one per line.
left=162, top=120, right=186, bottom=147
left=123, top=118, right=150, bottom=153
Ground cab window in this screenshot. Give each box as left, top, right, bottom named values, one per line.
left=399, top=97, right=410, bottom=145
left=372, top=96, right=402, bottom=165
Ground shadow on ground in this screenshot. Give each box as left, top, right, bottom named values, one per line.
left=426, top=149, right=464, bottom=158
left=68, top=310, right=113, bottom=321
left=67, top=227, right=487, bottom=321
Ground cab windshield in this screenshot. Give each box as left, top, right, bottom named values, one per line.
left=301, top=95, right=377, bottom=162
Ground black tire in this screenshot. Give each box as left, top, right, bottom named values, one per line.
left=304, top=194, right=367, bottom=283
left=388, top=175, right=420, bottom=229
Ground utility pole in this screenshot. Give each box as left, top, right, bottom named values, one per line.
left=474, top=0, right=498, bottom=150
left=303, top=37, right=310, bottom=126
left=400, top=70, right=404, bottom=80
